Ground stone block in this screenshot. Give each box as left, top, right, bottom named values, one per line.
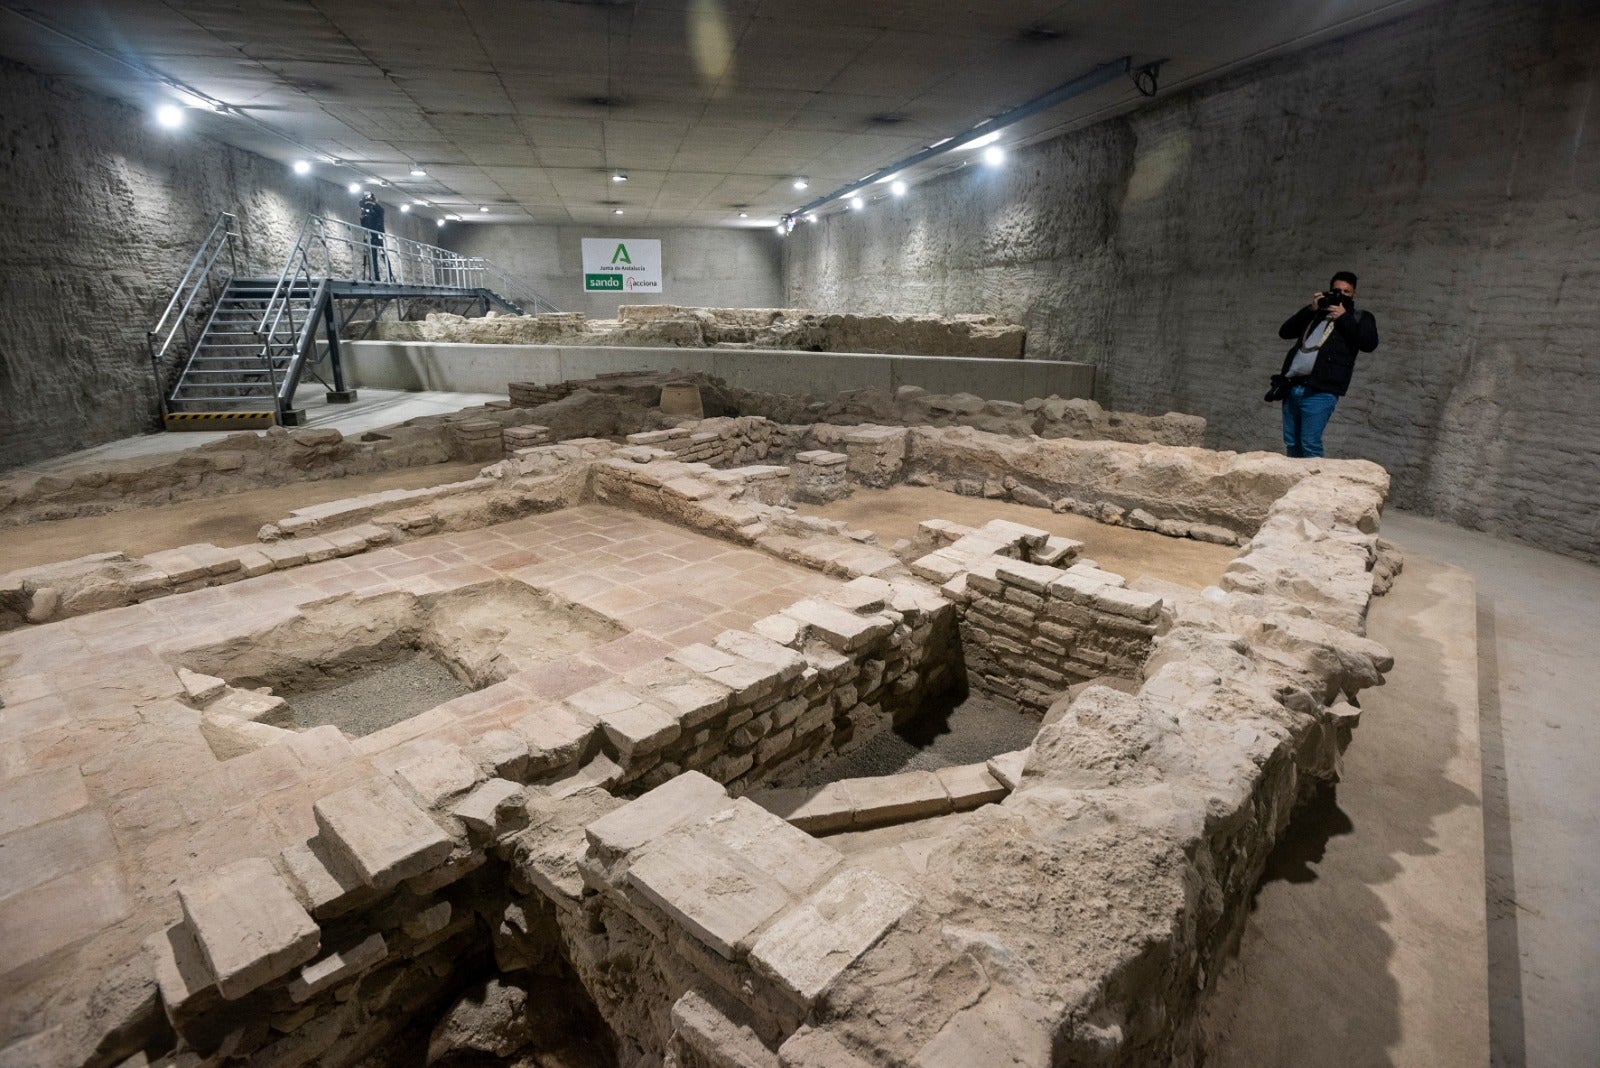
left=586, top=770, right=732, bottom=859
left=463, top=728, right=529, bottom=781
left=626, top=843, right=791, bottom=960
left=510, top=703, right=595, bottom=775
left=668, top=989, right=779, bottom=1068
left=1093, top=586, right=1164, bottom=622
left=985, top=750, right=1029, bottom=791
left=750, top=869, right=916, bottom=1007
left=831, top=576, right=893, bottom=614
left=752, top=612, right=803, bottom=647
left=145, top=923, right=218, bottom=1020
left=779, top=1028, right=879, bottom=1068
left=176, top=667, right=226, bottom=704
left=177, top=857, right=320, bottom=1000
left=994, top=559, right=1063, bottom=595
left=278, top=840, right=376, bottom=921
left=840, top=771, right=951, bottom=828
left=452, top=778, right=529, bottom=839
left=286, top=933, right=387, bottom=1003
left=749, top=785, right=854, bottom=835
left=595, top=699, right=682, bottom=761
left=692, top=799, right=842, bottom=894
left=712, top=629, right=807, bottom=679
left=780, top=599, right=893, bottom=652
left=313, top=777, right=455, bottom=889
left=392, top=746, right=485, bottom=810
left=647, top=678, right=734, bottom=730
left=206, top=687, right=292, bottom=728
left=934, top=764, right=1010, bottom=809
left=978, top=518, right=1049, bottom=548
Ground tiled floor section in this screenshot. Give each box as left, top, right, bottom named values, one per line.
left=0, top=504, right=839, bottom=1047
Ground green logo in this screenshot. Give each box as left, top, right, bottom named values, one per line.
left=585, top=273, right=623, bottom=291
left=611, top=243, right=632, bottom=265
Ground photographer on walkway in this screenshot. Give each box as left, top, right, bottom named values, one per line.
left=1275, top=271, right=1380, bottom=458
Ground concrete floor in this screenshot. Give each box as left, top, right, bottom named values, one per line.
left=1204, top=511, right=1599, bottom=1067
left=1376, top=512, right=1600, bottom=1068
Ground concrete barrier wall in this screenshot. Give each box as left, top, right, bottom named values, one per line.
left=342, top=341, right=1095, bottom=403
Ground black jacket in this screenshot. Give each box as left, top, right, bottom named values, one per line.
left=359, top=201, right=386, bottom=233
left=1278, top=305, right=1379, bottom=396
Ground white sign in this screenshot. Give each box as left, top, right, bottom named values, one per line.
left=581, top=238, right=663, bottom=294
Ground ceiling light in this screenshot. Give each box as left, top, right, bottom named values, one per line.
left=793, top=177, right=809, bottom=190
left=775, top=224, right=786, bottom=235
left=399, top=203, right=411, bottom=213
left=412, top=199, right=427, bottom=206
left=849, top=196, right=864, bottom=210
left=613, top=208, right=625, bottom=215
left=155, top=104, right=183, bottom=129
left=738, top=212, right=748, bottom=218
left=437, top=218, right=446, bottom=228
left=479, top=206, right=489, bottom=213
left=805, top=213, right=817, bottom=223
left=448, top=214, right=461, bottom=221
left=292, top=160, right=311, bottom=175
left=875, top=172, right=900, bottom=184
left=409, top=165, right=426, bottom=177
left=611, top=173, right=628, bottom=183
left=983, top=145, right=1006, bottom=166
left=958, top=130, right=1002, bottom=151
left=347, top=182, right=362, bottom=194
left=891, top=180, right=907, bottom=197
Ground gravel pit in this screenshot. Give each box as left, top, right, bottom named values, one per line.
left=796, top=688, right=1041, bottom=785
left=284, top=650, right=474, bottom=737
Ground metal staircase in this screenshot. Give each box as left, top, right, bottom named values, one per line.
left=150, top=211, right=557, bottom=430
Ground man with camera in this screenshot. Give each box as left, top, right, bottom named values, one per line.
left=1272, top=271, right=1379, bottom=458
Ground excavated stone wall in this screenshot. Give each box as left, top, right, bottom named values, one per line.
left=376, top=305, right=1027, bottom=359
left=782, top=0, right=1600, bottom=562
left=0, top=380, right=1397, bottom=1068
left=0, top=59, right=438, bottom=470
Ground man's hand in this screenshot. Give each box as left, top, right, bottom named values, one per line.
left=1310, top=292, right=1325, bottom=310
left=1326, top=303, right=1347, bottom=321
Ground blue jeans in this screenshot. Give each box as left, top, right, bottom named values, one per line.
left=1282, top=384, right=1339, bottom=458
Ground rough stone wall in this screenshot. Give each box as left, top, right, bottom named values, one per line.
left=444, top=223, right=783, bottom=320
left=0, top=58, right=437, bottom=470
left=782, top=0, right=1600, bottom=561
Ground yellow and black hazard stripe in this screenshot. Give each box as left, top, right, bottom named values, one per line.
left=164, top=411, right=277, bottom=429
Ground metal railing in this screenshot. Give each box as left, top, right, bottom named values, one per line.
left=147, top=211, right=240, bottom=415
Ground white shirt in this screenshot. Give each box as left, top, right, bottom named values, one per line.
left=1287, top=318, right=1333, bottom=378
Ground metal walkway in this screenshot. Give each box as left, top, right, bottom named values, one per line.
left=149, top=212, right=558, bottom=429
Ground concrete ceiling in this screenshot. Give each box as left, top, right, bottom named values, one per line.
left=0, top=0, right=1437, bottom=229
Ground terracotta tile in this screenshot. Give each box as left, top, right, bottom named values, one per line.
left=587, top=632, right=674, bottom=674
left=508, top=658, right=614, bottom=702
left=0, top=861, right=132, bottom=975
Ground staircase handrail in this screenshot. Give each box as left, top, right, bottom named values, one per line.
left=147, top=212, right=240, bottom=410
left=475, top=261, right=559, bottom=315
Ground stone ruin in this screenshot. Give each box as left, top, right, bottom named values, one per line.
left=0, top=371, right=1401, bottom=1068
left=374, top=306, right=1029, bottom=359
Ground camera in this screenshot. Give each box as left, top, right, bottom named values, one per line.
left=1317, top=290, right=1352, bottom=312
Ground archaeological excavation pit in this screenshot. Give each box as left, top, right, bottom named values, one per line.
left=175, top=582, right=627, bottom=741
left=0, top=374, right=1402, bottom=1068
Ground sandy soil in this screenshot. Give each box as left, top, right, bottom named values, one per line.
left=798, top=485, right=1240, bottom=589
left=0, top=461, right=486, bottom=571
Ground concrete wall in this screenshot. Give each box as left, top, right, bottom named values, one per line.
left=0, top=58, right=438, bottom=470
left=782, top=0, right=1600, bottom=562
left=343, top=341, right=1093, bottom=403
left=442, top=224, right=783, bottom=319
